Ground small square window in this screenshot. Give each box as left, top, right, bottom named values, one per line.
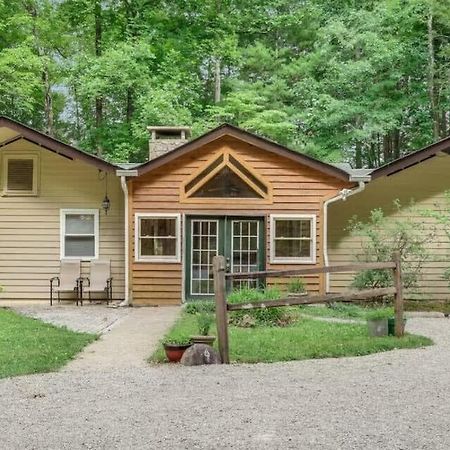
left=2, top=154, right=39, bottom=195
left=135, top=214, right=181, bottom=262
left=61, top=209, right=99, bottom=260
left=270, top=215, right=316, bottom=264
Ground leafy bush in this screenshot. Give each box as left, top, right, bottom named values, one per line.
left=196, top=312, right=214, bottom=336
left=227, top=287, right=289, bottom=327
left=348, top=200, right=434, bottom=292
left=287, top=278, right=306, bottom=294
left=366, top=307, right=394, bottom=321
left=185, top=300, right=215, bottom=315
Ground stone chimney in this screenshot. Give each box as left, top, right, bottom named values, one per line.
left=147, top=126, right=191, bottom=160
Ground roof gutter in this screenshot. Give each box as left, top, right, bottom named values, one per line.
left=323, top=180, right=367, bottom=293
left=117, top=169, right=138, bottom=307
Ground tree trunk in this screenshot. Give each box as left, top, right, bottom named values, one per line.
left=427, top=11, right=440, bottom=141
left=214, top=57, right=221, bottom=103
left=42, top=65, right=54, bottom=136
left=94, top=0, right=103, bottom=156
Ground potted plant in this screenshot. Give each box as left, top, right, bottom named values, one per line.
left=287, top=278, right=307, bottom=296
left=190, top=313, right=216, bottom=346
left=366, top=308, right=393, bottom=337
left=163, top=336, right=192, bottom=363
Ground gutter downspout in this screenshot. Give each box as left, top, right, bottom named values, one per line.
left=323, top=181, right=366, bottom=293
left=119, top=176, right=130, bottom=307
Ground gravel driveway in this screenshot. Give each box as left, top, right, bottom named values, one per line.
left=1, top=318, right=449, bottom=449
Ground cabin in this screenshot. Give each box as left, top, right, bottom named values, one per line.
left=329, top=137, right=450, bottom=301
left=0, top=117, right=126, bottom=302
left=126, top=124, right=366, bottom=306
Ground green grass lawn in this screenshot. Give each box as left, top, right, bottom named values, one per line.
left=150, top=310, right=433, bottom=364
left=0, top=308, right=97, bottom=379
left=298, top=304, right=392, bottom=320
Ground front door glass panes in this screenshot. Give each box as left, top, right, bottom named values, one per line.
left=190, top=220, right=218, bottom=295
left=232, top=220, right=259, bottom=289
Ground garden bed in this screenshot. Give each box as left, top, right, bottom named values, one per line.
left=0, top=308, right=97, bottom=378
left=150, top=306, right=432, bottom=364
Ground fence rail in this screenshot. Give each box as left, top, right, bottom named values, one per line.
left=213, top=253, right=404, bottom=364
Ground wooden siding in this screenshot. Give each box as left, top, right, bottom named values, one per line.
left=328, top=155, right=450, bottom=300
left=131, top=136, right=351, bottom=305
left=0, top=139, right=125, bottom=302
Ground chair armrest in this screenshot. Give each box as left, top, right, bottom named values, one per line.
left=78, top=277, right=89, bottom=287
left=50, top=277, right=60, bottom=286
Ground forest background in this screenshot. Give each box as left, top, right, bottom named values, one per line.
left=1, top=0, right=450, bottom=166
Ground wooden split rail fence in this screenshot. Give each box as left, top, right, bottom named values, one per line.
left=213, top=253, right=404, bottom=364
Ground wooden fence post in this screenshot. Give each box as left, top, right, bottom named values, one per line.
left=213, top=255, right=230, bottom=364
left=393, top=251, right=404, bottom=337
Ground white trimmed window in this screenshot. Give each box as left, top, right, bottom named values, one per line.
left=135, top=213, right=181, bottom=262
left=2, top=153, right=39, bottom=195
left=60, top=209, right=99, bottom=260
left=270, top=214, right=316, bottom=264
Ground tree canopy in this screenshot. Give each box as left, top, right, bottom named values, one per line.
left=1, top=0, right=450, bottom=166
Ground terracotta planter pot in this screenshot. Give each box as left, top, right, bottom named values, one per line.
left=163, top=343, right=191, bottom=363
left=190, top=335, right=216, bottom=346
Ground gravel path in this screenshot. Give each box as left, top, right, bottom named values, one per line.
left=1, top=318, right=449, bottom=449
left=8, top=305, right=131, bottom=333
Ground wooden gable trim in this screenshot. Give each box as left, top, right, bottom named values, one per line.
left=371, top=135, right=450, bottom=179
left=180, top=148, right=273, bottom=204
left=136, top=124, right=350, bottom=181
left=0, top=116, right=117, bottom=172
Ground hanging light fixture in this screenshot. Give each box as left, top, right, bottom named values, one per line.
left=102, top=172, right=111, bottom=215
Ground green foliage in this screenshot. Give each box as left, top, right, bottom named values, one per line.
left=185, top=301, right=216, bottom=315
left=0, top=308, right=96, bottom=379
left=366, top=307, right=394, bottom=321
left=151, top=309, right=432, bottom=363
left=2, top=0, right=450, bottom=167
left=422, top=190, right=450, bottom=288
left=162, top=336, right=192, bottom=346
left=196, top=313, right=214, bottom=336
left=227, top=287, right=287, bottom=327
left=348, top=200, right=434, bottom=291
left=287, top=278, right=306, bottom=294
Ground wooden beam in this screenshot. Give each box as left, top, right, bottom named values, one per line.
left=226, top=262, right=396, bottom=280
left=227, top=287, right=397, bottom=311
left=213, top=256, right=229, bottom=364
left=393, top=252, right=404, bottom=337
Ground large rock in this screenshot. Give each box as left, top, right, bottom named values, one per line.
left=180, top=344, right=222, bottom=366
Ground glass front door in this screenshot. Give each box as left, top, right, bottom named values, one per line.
left=185, top=216, right=265, bottom=300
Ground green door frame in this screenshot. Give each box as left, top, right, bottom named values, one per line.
left=185, top=215, right=266, bottom=301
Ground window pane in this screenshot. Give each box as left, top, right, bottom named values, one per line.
left=7, top=159, right=34, bottom=191
left=66, top=214, right=95, bottom=234
left=141, top=237, right=176, bottom=256
left=65, top=236, right=95, bottom=257
left=192, top=167, right=263, bottom=198
left=275, top=219, right=311, bottom=238
left=275, top=239, right=311, bottom=258
left=141, top=218, right=176, bottom=237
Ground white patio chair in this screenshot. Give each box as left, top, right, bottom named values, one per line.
left=50, top=259, right=82, bottom=306
left=82, top=259, right=113, bottom=304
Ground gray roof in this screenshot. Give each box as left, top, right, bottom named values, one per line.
left=331, top=163, right=373, bottom=181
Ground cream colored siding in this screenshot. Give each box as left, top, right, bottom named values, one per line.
left=0, top=139, right=125, bottom=301
left=328, top=155, right=450, bottom=300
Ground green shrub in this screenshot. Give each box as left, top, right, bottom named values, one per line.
left=348, top=200, right=434, bottom=292
left=287, top=278, right=306, bottom=294
left=227, top=287, right=287, bottom=327
left=366, top=307, right=394, bottom=321
left=185, top=300, right=215, bottom=314
left=196, top=312, right=214, bottom=335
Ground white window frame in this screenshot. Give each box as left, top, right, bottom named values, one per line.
left=135, top=213, right=181, bottom=263
left=60, top=209, right=100, bottom=260
left=270, top=214, right=316, bottom=264
left=2, top=152, right=39, bottom=196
